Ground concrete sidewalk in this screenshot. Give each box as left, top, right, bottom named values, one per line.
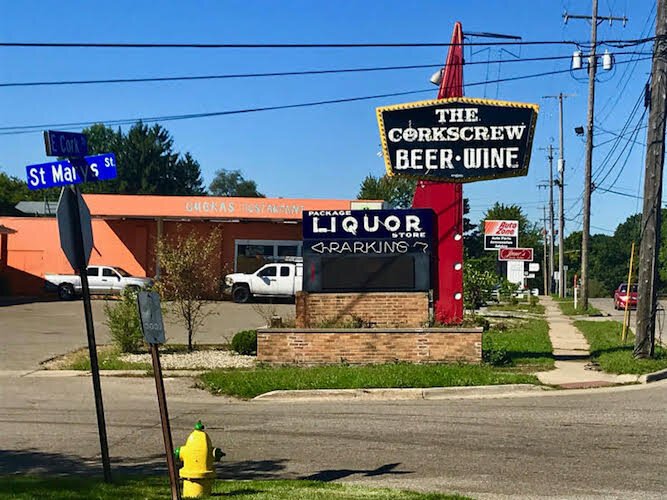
left=536, top=297, right=638, bottom=387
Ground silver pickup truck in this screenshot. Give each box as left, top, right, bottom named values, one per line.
left=46, top=266, right=153, bottom=300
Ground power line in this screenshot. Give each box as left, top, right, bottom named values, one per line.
left=0, top=37, right=656, bottom=49
left=0, top=52, right=650, bottom=89
left=0, top=56, right=652, bottom=135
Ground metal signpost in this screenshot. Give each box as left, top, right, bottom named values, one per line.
left=27, top=130, right=116, bottom=483
left=137, top=291, right=181, bottom=500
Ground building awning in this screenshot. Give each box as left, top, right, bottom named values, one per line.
left=82, top=194, right=384, bottom=220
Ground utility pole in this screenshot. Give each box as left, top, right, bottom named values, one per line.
left=543, top=94, right=575, bottom=297
left=547, top=145, right=555, bottom=294
left=564, top=1, right=627, bottom=309
left=538, top=145, right=556, bottom=294
left=542, top=206, right=549, bottom=296
left=635, top=0, right=667, bottom=359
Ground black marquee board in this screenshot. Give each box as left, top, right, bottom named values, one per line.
left=376, top=97, right=539, bottom=183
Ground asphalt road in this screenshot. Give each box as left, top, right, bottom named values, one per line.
left=1, top=300, right=666, bottom=499
left=0, top=374, right=665, bottom=499
left=0, top=299, right=294, bottom=370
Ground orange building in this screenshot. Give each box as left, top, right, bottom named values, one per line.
left=0, top=194, right=382, bottom=296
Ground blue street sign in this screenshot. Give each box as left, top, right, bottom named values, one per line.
left=44, top=130, right=88, bottom=157
left=25, top=153, right=117, bottom=190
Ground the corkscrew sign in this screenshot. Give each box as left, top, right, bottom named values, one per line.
left=376, top=97, right=539, bottom=182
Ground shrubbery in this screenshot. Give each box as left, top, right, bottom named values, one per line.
left=482, top=337, right=512, bottom=366
left=231, top=330, right=257, bottom=355
left=104, top=288, right=144, bottom=353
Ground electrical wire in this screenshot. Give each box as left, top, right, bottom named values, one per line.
left=0, top=56, right=652, bottom=135
left=0, top=37, right=656, bottom=49
left=0, top=52, right=651, bottom=89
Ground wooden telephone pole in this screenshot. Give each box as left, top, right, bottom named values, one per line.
left=635, top=0, right=667, bottom=358
left=565, top=0, right=628, bottom=309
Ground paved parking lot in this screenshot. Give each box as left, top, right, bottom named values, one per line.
left=0, top=299, right=294, bottom=370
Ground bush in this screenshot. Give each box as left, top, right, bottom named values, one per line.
left=231, top=330, right=257, bottom=355
left=482, top=338, right=512, bottom=366
left=104, top=288, right=144, bottom=353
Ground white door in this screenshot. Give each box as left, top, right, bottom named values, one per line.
left=276, top=265, right=294, bottom=295
left=251, top=265, right=279, bottom=295
left=86, top=267, right=104, bottom=293
left=101, top=267, right=120, bottom=294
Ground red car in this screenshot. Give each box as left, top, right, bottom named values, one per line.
left=614, top=283, right=638, bottom=310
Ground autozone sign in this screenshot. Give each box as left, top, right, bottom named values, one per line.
left=484, top=219, right=518, bottom=250
left=499, top=247, right=533, bottom=261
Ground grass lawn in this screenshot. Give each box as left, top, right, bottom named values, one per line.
left=200, top=362, right=540, bottom=399
left=483, top=319, right=554, bottom=371
left=557, top=300, right=601, bottom=317
left=574, top=320, right=667, bottom=374
left=200, top=318, right=550, bottom=399
left=486, top=302, right=546, bottom=315
left=0, top=476, right=470, bottom=500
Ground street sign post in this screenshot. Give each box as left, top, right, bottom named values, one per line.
left=137, top=291, right=181, bottom=500
left=32, top=131, right=113, bottom=483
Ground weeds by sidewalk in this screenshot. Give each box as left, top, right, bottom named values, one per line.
left=574, top=320, right=667, bottom=374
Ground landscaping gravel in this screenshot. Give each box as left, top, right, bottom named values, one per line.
left=120, top=350, right=256, bottom=370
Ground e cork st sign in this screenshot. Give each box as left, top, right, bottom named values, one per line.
left=376, top=97, right=539, bottom=182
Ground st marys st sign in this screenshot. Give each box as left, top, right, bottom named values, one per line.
left=376, top=97, right=538, bottom=182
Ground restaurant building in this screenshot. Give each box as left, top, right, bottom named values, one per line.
left=0, top=194, right=382, bottom=296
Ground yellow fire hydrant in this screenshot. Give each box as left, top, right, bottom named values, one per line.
left=174, top=420, right=225, bottom=498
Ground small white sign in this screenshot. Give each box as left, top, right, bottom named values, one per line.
left=527, top=273, right=536, bottom=278
left=528, top=263, right=540, bottom=272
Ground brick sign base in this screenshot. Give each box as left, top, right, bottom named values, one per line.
left=296, top=291, right=429, bottom=328
left=257, top=328, right=482, bottom=365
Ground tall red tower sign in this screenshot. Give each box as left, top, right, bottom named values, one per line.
left=376, top=22, right=538, bottom=324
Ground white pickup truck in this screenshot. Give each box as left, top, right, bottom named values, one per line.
left=223, top=262, right=303, bottom=303
left=46, top=266, right=153, bottom=300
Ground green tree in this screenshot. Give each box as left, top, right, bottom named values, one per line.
left=156, top=227, right=220, bottom=351
left=0, top=170, right=59, bottom=215
left=80, top=122, right=205, bottom=195
left=209, top=169, right=264, bottom=197
left=357, top=174, right=416, bottom=208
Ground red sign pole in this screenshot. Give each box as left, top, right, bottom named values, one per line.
left=412, top=22, right=465, bottom=324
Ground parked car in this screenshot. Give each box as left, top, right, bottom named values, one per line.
left=614, top=283, right=638, bottom=310
left=46, top=266, right=153, bottom=300
left=223, top=261, right=303, bottom=303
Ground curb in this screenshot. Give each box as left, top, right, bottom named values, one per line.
left=19, top=369, right=205, bottom=378
left=252, top=384, right=549, bottom=401
left=639, top=367, right=667, bottom=383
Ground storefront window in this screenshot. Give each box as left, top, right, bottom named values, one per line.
left=235, top=240, right=302, bottom=273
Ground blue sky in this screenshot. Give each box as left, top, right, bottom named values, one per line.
left=0, top=0, right=657, bottom=236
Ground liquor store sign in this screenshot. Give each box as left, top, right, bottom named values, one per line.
left=376, top=97, right=539, bottom=182
left=303, top=208, right=433, bottom=255
left=484, top=219, right=519, bottom=250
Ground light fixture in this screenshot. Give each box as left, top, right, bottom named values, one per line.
left=429, top=68, right=444, bottom=86
left=574, top=126, right=585, bottom=136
